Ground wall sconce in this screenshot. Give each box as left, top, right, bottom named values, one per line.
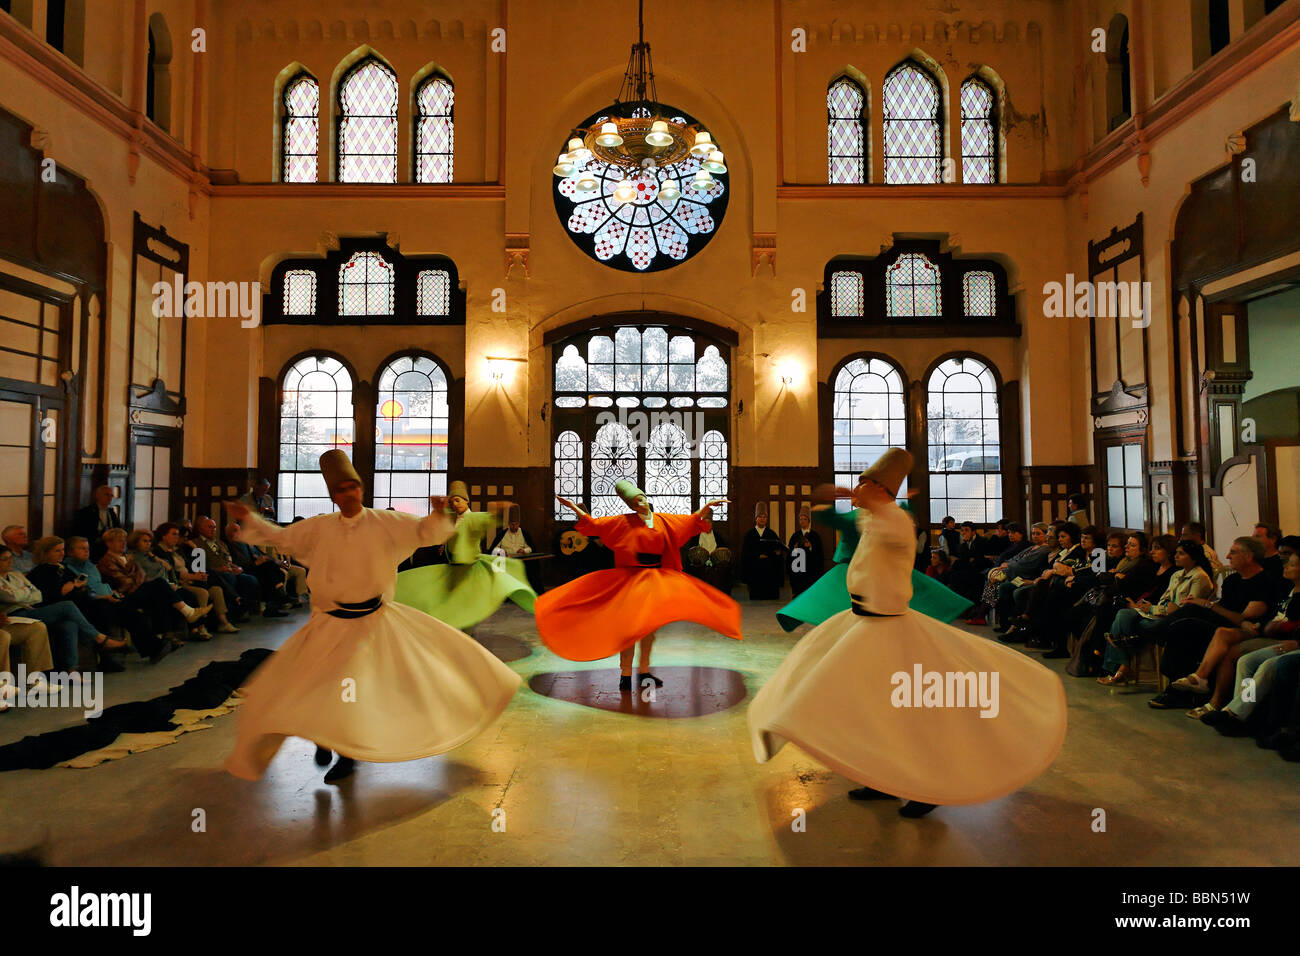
left=485, top=355, right=526, bottom=386
left=777, top=358, right=800, bottom=389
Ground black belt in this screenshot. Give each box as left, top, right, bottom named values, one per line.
left=635, top=553, right=662, bottom=568
left=327, top=596, right=383, bottom=619
left=849, top=593, right=904, bottom=618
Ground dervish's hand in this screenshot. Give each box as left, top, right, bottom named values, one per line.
left=429, top=495, right=450, bottom=514
left=226, top=501, right=251, bottom=522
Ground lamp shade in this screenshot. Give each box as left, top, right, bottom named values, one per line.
left=646, top=120, right=673, bottom=147
left=596, top=122, right=624, bottom=147
left=690, top=131, right=713, bottom=157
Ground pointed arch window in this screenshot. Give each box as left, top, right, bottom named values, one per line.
left=827, top=76, right=867, bottom=184
left=278, top=355, right=354, bottom=520
left=883, top=61, right=941, bottom=184
left=960, top=77, right=996, bottom=184
left=415, top=73, right=454, bottom=183
left=926, top=356, right=1001, bottom=523
left=886, top=253, right=942, bottom=317
left=338, top=57, right=398, bottom=183
left=374, top=354, right=449, bottom=512
left=282, top=73, right=319, bottom=183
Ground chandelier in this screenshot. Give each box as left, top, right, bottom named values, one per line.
left=552, top=0, right=726, bottom=204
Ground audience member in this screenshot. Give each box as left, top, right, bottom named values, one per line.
left=785, top=505, right=824, bottom=597
left=237, top=478, right=278, bottom=521
left=71, top=485, right=123, bottom=560
left=1067, top=493, right=1090, bottom=526
left=741, top=503, right=785, bottom=600
left=98, top=528, right=211, bottom=650
left=1254, top=522, right=1286, bottom=604
left=193, top=516, right=262, bottom=620
left=1179, top=521, right=1224, bottom=579
left=988, top=522, right=1053, bottom=631
left=0, top=611, right=53, bottom=694
left=225, top=523, right=290, bottom=616
left=1, top=526, right=33, bottom=574
left=152, top=524, right=239, bottom=633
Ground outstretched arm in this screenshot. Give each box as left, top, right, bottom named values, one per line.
left=555, top=495, right=591, bottom=522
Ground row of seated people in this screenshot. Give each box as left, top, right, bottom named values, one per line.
left=0, top=513, right=307, bottom=710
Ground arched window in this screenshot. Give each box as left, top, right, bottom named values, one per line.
left=338, top=57, right=398, bottom=183
left=827, top=76, right=867, bottom=184
left=282, top=73, right=319, bottom=183
left=551, top=326, right=731, bottom=521
left=831, top=270, right=865, bottom=317
left=962, top=270, right=996, bottom=317
left=960, top=77, right=996, bottom=184
left=278, top=355, right=354, bottom=521
left=553, top=430, right=584, bottom=518
left=886, top=253, right=942, bottom=318
left=146, top=13, right=172, bottom=132
left=832, top=357, right=908, bottom=501
left=883, top=61, right=941, bottom=184
left=414, top=73, right=454, bottom=183
left=373, top=354, right=449, bottom=512
left=1105, top=15, right=1132, bottom=131
left=338, top=251, right=395, bottom=316
left=926, top=356, right=1001, bottom=523
left=283, top=269, right=317, bottom=315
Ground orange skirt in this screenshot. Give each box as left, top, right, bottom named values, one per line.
left=535, top=567, right=743, bottom=661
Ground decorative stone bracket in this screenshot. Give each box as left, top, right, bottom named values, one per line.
left=505, top=233, right=531, bottom=277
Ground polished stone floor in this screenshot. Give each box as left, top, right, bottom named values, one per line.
left=2, top=598, right=1298, bottom=866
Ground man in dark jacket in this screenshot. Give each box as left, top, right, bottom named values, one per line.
left=225, top=523, right=291, bottom=616
left=71, top=486, right=122, bottom=561
left=742, top=502, right=785, bottom=600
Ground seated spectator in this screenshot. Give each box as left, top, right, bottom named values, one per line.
left=490, top=507, right=534, bottom=556
left=1099, top=539, right=1214, bottom=685
left=969, top=522, right=1033, bottom=623
left=1004, top=523, right=1090, bottom=649
left=1279, top=535, right=1300, bottom=562
left=988, top=522, right=1059, bottom=635
left=1067, top=493, right=1090, bottom=526
left=0, top=544, right=126, bottom=670
left=1, top=526, right=33, bottom=574
left=1253, top=522, right=1286, bottom=605
left=1031, top=528, right=1146, bottom=657
left=925, top=550, right=952, bottom=585
left=936, top=516, right=961, bottom=557
left=0, top=611, right=54, bottom=709
left=1175, top=550, right=1300, bottom=722
left=1179, top=521, right=1224, bottom=580
left=950, top=521, right=994, bottom=612
left=1147, top=535, right=1274, bottom=709
left=193, top=516, right=263, bottom=620
left=225, top=522, right=290, bottom=616
left=1251, top=649, right=1300, bottom=758
left=71, top=485, right=123, bottom=560
left=98, top=528, right=211, bottom=644
left=260, top=542, right=308, bottom=606
left=237, top=477, right=278, bottom=521
left=151, top=524, right=238, bottom=634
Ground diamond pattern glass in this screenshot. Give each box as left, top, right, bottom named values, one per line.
left=338, top=58, right=398, bottom=184
left=278, top=355, right=354, bottom=520
left=926, top=356, right=1001, bottom=523
left=338, top=251, right=395, bottom=316
left=283, top=269, right=316, bottom=315
left=963, top=270, right=996, bottom=317
left=416, top=269, right=450, bottom=316
left=283, top=74, right=318, bottom=183
left=827, top=77, right=866, bottom=184
left=831, top=271, right=865, bottom=317
left=883, top=62, right=941, bottom=184
left=961, top=78, right=995, bottom=184
left=416, top=75, right=454, bottom=184
left=886, top=253, right=942, bottom=317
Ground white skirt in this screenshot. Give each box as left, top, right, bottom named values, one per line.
left=748, top=609, right=1067, bottom=806
left=224, top=601, right=522, bottom=780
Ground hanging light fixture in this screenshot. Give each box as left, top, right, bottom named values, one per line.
left=550, top=0, right=722, bottom=209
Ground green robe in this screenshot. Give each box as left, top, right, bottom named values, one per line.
left=775, top=505, right=971, bottom=632
left=395, top=510, right=537, bottom=630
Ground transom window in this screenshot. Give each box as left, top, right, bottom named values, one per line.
left=416, top=270, right=450, bottom=316
left=832, top=357, right=908, bottom=503
left=282, top=73, right=319, bottom=183
left=962, top=271, right=996, bottom=317
left=278, top=355, right=354, bottom=521
left=374, top=354, right=449, bottom=513
left=960, top=77, right=996, bottom=184
left=415, top=73, right=454, bottom=184
left=338, top=251, right=395, bottom=316
left=551, top=326, right=730, bottom=520
left=831, top=271, right=865, bottom=317
left=886, top=253, right=942, bottom=317
left=827, top=76, right=867, bottom=184
left=338, top=57, right=398, bottom=183
left=283, top=269, right=317, bottom=315
left=883, top=61, right=942, bottom=184
left=926, top=356, right=1001, bottom=523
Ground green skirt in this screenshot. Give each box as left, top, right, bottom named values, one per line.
left=395, top=554, right=537, bottom=631
left=775, top=564, right=972, bottom=633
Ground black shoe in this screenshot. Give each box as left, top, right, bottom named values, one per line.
left=637, top=672, right=664, bottom=688
left=848, top=786, right=895, bottom=801
left=324, top=756, right=356, bottom=784
left=1200, top=709, right=1232, bottom=727
left=618, top=675, right=632, bottom=692
left=997, top=628, right=1028, bottom=644
left=899, top=801, right=938, bottom=818
left=1024, top=635, right=1053, bottom=650
left=1148, top=690, right=1191, bottom=710
left=1214, top=715, right=1251, bottom=737
left=262, top=607, right=289, bottom=618
left=148, top=640, right=176, bottom=664
left=314, top=746, right=333, bottom=767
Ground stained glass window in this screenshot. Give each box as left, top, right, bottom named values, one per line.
left=926, top=356, right=1001, bottom=523
left=283, top=269, right=316, bottom=315
left=338, top=57, right=398, bottom=184
left=373, top=355, right=448, bottom=513
left=827, top=77, right=866, bottom=184
left=645, top=421, right=693, bottom=515
left=960, top=77, right=996, bottom=184
left=416, top=269, right=450, bottom=316
left=962, top=270, right=996, bottom=317
left=338, top=251, right=395, bottom=316
left=554, top=430, right=584, bottom=518
left=554, top=105, right=728, bottom=272
left=278, top=355, right=354, bottom=521
left=832, top=357, right=908, bottom=504
left=886, top=253, right=942, bottom=317
left=831, top=270, right=865, bottom=317
left=883, top=62, right=941, bottom=184
left=282, top=73, right=318, bottom=183
left=415, top=74, right=454, bottom=184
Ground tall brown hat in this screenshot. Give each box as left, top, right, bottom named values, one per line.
left=506, top=504, right=521, bottom=524
left=754, top=501, right=768, bottom=518
left=448, top=480, right=469, bottom=501
left=860, top=448, right=913, bottom=498
left=319, top=450, right=362, bottom=495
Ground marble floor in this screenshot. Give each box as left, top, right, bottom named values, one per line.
left=1, top=598, right=1298, bottom=866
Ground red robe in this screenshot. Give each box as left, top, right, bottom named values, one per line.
left=534, top=511, right=743, bottom=661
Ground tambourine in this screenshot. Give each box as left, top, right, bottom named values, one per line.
left=713, top=546, right=733, bottom=565
left=559, top=530, right=589, bottom=555
left=686, top=545, right=709, bottom=567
